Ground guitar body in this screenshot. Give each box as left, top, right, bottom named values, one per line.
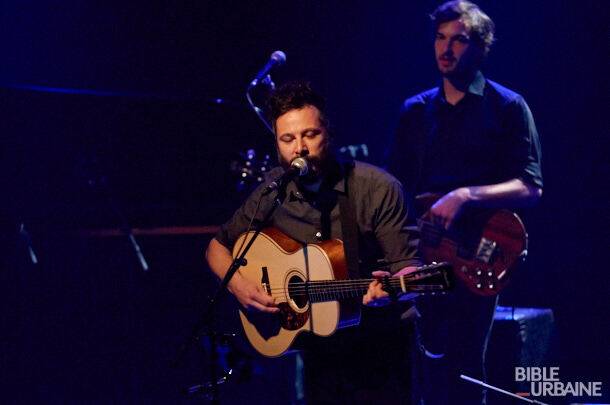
left=234, top=228, right=359, bottom=357
left=416, top=193, right=527, bottom=296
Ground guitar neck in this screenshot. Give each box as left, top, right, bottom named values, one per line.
left=306, top=274, right=444, bottom=303
left=306, top=279, right=378, bottom=303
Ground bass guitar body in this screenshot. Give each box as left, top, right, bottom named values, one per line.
left=416, top=193, right=527, bottom=296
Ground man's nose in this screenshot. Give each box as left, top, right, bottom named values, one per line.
left=444, top=40, right=454, bottom=55
left=295, top=139, right=308, bottom=156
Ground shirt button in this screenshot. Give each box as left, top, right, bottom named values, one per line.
left=315, top=231, right=322, bottom=240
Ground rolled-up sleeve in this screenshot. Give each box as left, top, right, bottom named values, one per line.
left=504, top=97, right=543, bottom=188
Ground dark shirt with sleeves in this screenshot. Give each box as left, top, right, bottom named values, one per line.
left=389, top=72, right=543, bottom=405
left=215, top=158, right=420, bottom=274
left=215, top=157, right=420, bottom=403
left=389, top=71, right=543, bottom=196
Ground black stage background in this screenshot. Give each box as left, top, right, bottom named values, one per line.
left=0, top=1, right=608, bottom=403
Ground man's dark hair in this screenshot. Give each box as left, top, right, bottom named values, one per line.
left=266, top=81, right=329, bottom=131
left=431, top=0, right=495, bottom=54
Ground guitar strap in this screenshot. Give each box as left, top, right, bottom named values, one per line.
left=337, top=160, right=360, bottom=279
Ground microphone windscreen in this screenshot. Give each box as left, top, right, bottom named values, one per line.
left=290, top=157, right=308, bottom=176
left=270, top=50, right=287, bottom=65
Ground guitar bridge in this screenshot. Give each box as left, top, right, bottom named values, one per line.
left=261, top=266, right=270, bottom=295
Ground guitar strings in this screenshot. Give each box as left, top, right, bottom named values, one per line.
left=269, top=290, right=443, bottom=299
left=267, top=284, right=446, bottom=295
left=266, top=284, right=412, bottom=294
left=266, top=284, right=442, bottom=294
left=266, top=284, right=445, bottom=299
left=264, top=274, right=441, bottom=292
left=267, top=272, right=438, bottom=287
left=267, top=285, right=443, bottom=296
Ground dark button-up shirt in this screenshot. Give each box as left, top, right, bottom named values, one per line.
left=216, top=159, right=420, bottom=274
left=390, top=71, right=543, bottom=195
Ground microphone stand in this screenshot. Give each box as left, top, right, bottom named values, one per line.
left=81, top=154, right=149, bottom=272
left=175, top=186, right=287, bottom=403
left=98, top=176, right=149, bottom=272
left=246, top=75, right=275, bottom=136
left=177, top=65, right=285, bottom=401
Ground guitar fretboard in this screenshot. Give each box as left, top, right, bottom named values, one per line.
left=307, top=279, right=390, bottom=302
left=287, top=274, right=446, bottom=303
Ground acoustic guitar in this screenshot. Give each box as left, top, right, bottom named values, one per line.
left=416, top=193, right=528, bottom=297
left=233, top=227, right=452, bottom=357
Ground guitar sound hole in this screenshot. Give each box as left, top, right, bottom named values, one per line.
left=288, top=275, right=308, bottom=309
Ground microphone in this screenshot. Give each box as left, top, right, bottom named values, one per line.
left=250, top=50, right=287, bottom=87
left=262, top=157, right=308, bottom=195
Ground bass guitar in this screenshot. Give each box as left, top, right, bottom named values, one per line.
left=416, top=193, right=528, bottom=297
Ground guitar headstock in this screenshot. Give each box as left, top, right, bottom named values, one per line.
left=400, top=262, right=454, bottom=295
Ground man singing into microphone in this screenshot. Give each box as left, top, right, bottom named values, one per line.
left=206, top=81, right=421, bottom=402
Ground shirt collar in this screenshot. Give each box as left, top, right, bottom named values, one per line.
left=435, top=70, right=486, bottom=104
left=468, top=70, right=486, bottom=96
left=332, top=161, right=347, bottom=193
left=330, top=157, right=350, bottom=193
left=287, top=182, right=303, bottom=202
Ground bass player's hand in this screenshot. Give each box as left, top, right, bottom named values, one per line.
left=429, top=187, right=471, bottom=230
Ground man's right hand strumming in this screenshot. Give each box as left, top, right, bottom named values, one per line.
left=206, top=237, right=279, bottom=314
left=228, top=274, right=279, bottom=314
